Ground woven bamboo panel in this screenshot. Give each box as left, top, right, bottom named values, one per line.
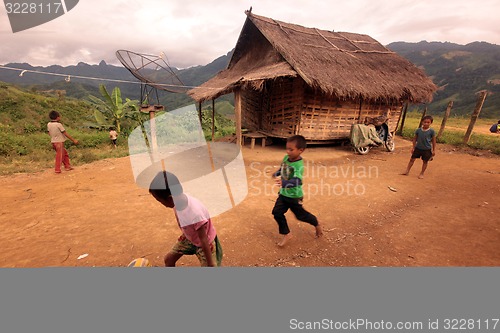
left=239, top=77, right=404, bottom=142
left=389, top=106, right=403, bottom=131
left=359, top=100, right=403, bottom=132
left=261, top=78, right=304, bottom=138
left=300, top=92, right=360, bottom=140
left=241, top=89, right=262, bottom=131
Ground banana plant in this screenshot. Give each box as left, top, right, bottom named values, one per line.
left=88, top=85, right=138, bottom=133
left=125, top=100, right=151, bottom=148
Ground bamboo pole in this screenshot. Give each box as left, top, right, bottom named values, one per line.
left=211, top=99, right=215, bottom=142
left=356, top=97, right=363, bottom=124
left=197, top=101, right=202, bottom=123
left=234, top=89, right=242, bottom=146
left=437, top=101, right=453, bottom=140
left=463, top=90, right=488, bottom=144
left=396, top=101, right=409, bottom=135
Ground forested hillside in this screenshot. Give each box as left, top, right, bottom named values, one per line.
left=0, top=51, right=234, bottom=111
left=1, top=42, right=499, bottom=117
left=387, top=41, right=500, bottom=117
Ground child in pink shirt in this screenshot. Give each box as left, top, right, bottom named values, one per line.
left=149, top=171, right=222, bottom=267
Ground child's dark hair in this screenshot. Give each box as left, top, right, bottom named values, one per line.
left=49, top=110, right=60, bottom=120
left=149, top=171, right=183, bottom=200
left=422, top=115, right=434, bottom=123
left=287, top=135, right=307, bottom=149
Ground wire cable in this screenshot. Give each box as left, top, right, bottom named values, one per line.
left=0, top=64, right=221, bottom=90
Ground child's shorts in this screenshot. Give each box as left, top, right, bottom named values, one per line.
left=170, top=235, right=223, bottom=266
left=411, top=148, right=432, bottom=161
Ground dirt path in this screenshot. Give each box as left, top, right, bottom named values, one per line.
left=1, top=137, right=499, bottom=267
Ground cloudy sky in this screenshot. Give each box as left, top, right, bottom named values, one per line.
left=1, top=0, right=499, bottom=68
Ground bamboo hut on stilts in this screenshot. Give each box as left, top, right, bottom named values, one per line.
left=188, top=10, right=437, bottom=144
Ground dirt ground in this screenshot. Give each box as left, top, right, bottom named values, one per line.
left=1, top=135, right=499, bottom=267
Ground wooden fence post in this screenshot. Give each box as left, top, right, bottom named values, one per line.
left=211, top=99, right=215, bottom=142
left=419, top=105, right=428, bottom=127
left=396, top=102, right=409, bottom=135
left=463, top=90, right=487, bottom=144
left=437, top=101, right=453, bottom=140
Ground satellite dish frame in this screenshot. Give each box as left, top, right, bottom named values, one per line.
left=116, top=49, right=187, bottom=153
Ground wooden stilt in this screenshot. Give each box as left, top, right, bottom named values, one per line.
left=212, top=99, right=215, bottom=142
left=234, top=89, right=242, bottom=146
left=198, top=101, right=202, bottom=123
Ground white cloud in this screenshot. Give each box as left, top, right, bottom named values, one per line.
left=1, top=0, right=499, bottom=67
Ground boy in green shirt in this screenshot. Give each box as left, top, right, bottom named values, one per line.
left=272, top=135, right=322, bottom=247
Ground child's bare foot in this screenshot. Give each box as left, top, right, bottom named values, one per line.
left=277, top=234, right=293, bottom=247
left=418, top=174, right=424, bottom=179
left=400, top=171, right=409, bottom=176
left=315, top=225, right=323, bottom=238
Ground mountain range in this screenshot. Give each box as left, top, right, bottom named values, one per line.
left=1, top=41, right=499, bottom=117
left=388, top=41, right=500, bottom=117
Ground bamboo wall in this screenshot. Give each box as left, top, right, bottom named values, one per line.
left=358, top=101, right=403, bottom=134
left=241, top=77, right=403, bottom=142
left=241, top=89, right=262, bottom=131
left=300, top=90, right=360, bottom=140
left=261, top=77, right=303, bottom=137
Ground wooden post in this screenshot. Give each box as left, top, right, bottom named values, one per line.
left=234, top=89, right=242, bottom=146
left=141, top=105, right=162, bottom=154
left=198, top=101, right=202, bottom=123
left=463, top=90, right=488, bottom=144
left=149, top=110, right=157, bottom=155
left=211, top=99, right=215, bottom=142
left=419, top=105, right=428, bottom=127
left=396, top=102, right=409, bottom=136
left=356, top=97, right=363, bottom=124
left=437, top=100, right=453, bottom=140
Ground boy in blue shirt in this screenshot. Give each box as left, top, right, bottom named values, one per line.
left=272, top=135, right=322, bottom=247
left=401, top=115, right=437, bottom=179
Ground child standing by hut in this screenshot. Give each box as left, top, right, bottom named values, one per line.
left=271, top=135, right=322, bottom=247
left=401, top=115, right=436, bottom=179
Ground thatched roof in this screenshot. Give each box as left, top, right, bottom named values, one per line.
left=188, top=11, right=437, bottom=103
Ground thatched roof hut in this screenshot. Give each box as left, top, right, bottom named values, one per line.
left=188, top=10, right=437, bottom=143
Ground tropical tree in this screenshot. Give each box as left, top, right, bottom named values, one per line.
left=89, top=84, right=139, bottom=133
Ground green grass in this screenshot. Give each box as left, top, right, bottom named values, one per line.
left=0, top=83, right=238, bottom=175
left=0, top=128, right=129, bottom=175
left=401, top=112, right=500, bottom=154
left=0, top=112, right=235, bottom=176
left=2, top=100, right=497, bottom=176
